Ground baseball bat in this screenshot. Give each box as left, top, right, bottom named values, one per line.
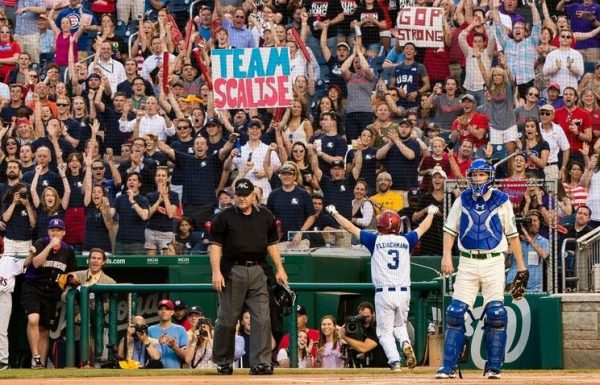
left=193, top=48, right=213, bottom=90
left=162, top=51, right=169, bottom=94
left=290, top=28, right=311, bottom=63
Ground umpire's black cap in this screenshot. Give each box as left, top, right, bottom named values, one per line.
left=234, top=178, right=254, bottom=196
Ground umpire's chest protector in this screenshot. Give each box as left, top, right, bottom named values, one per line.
left=458, top=189, right=508, bottom=251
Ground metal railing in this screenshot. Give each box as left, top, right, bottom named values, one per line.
left=66, top=280, right=443, bottom=368
left=572, top=226, right=600, bottom=292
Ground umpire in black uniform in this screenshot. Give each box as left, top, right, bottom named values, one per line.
left=209, top=178, right=288, bottom=375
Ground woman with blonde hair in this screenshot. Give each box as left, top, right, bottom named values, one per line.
left=479, top=65, right=518, bottom=155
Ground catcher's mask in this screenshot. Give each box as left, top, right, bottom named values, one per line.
left=271, top=281, right=296, bottom=311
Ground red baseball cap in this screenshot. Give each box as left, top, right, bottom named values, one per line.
left=158, top=299, right=174, bottom=310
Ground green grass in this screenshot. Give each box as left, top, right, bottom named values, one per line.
left=1, top=368, right=600, bottom=379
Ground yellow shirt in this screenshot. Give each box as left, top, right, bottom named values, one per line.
left=371, top=191, right=405, bottom=215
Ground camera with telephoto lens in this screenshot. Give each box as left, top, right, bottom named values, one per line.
left=345, top=315, right=366, bottom=337
left=515, top=215, right=533, bottom=234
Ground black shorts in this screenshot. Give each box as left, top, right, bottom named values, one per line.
left=20, top=281, right=59, bottom=329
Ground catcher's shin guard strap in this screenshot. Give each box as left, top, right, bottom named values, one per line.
left=442, top=299, right=468, bottom=371
left=483, top=301, right=507, bottom=372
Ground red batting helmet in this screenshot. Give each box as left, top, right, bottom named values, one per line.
left=377, top=210, right=401, bottom=234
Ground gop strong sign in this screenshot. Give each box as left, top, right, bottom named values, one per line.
left=396, top=7, right=444, bottom=48
left=211, top=47, right=293, bottom=110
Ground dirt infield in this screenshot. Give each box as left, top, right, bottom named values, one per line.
left=2, top=368, right=600, bottom=385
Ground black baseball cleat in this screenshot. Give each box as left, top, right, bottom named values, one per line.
left=216, top=364, right=233, bottom=375
left=249, top=363, right=274, bottom=375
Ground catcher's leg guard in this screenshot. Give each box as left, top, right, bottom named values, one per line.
left=438, top=300, right=468, bottom=375
left=483, top=301, right=507, bottom=372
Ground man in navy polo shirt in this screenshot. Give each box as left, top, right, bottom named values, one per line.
left=310, top=154, right=359, bottom=219
left=157, top=134, right=236, bottom=231
left=267, top=163, right=315, bottom=245
left=313, top=111, right=347, bottom=177
left=22, top=147, right=63, bottom=198
left=111, top=172, right=150, bottom=254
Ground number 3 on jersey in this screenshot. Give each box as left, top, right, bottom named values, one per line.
left=387, top=250, right=399, bottom=270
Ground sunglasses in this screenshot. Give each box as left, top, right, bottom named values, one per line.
left=292, top=149, right=304, bottom=153
left=177, top=126, right=190, bottom=130
left=561, top=35, right=572, bottom=38
left=540, top=111, right=552, bottom=116
left=56, top=103, right=69, bottom=107
left=92, top=166, right=104, bottom=170
left=528, top=92, right=539, bottom=97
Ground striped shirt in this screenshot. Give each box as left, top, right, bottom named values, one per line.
left=562, top=183, right=588, bottom=208
left=495, top=23, right=540, bottom=85
left=14, top=0, right=43, bottom=36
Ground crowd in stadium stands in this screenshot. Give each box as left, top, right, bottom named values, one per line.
left=2, top=0, right=600, bottom=369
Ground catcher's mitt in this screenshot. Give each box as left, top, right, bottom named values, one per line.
left=509, top=270, right=529, bottom=300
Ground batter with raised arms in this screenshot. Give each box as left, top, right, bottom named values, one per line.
left=326, top=203, right=438, bottom=371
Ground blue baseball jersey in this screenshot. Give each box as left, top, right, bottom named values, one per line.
left=360, top=230, right=419, bottom=287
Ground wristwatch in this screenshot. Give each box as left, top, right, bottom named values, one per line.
left=144, top=342, right=151, bottom=347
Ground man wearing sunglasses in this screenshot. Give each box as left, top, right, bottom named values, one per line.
left=538, top=104, right=570, bottom=181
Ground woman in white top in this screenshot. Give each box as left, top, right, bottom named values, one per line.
left=280, top=99, right=314, bottom=152
left=581, top=153, right=600, bottom=226
left=350, top=180, right=375, bottom=230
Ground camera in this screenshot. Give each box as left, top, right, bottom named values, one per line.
left=134, top=323, right=148, bottom=334
left=573, top=119, right=582, bottom=127
left=65, top=274, right=79, bottom=288
left=195, top=318, right=211, bottom=338
left=515, top=215, right=532, bottom=226
left=19, top=191, right=27, bottom=198
left=345, top=315, right=366, bottom=337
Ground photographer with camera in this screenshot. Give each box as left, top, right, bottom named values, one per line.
left=338, top=302, right=388, bottom=368
left=117, top=316, right=162, bottom=368
left=506, top=210, right=549, bottom=293
left=185, top=318, right=216, bottom=369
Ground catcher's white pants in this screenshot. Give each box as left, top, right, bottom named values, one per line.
left=453, top=256, right=505, bottom=308
left=0, top=292, right=11, bottom=363
left=375, top=290, right=410, bottom=364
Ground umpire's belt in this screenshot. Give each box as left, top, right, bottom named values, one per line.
left=460, top=251, right=502, bottom=260
left=233, top=260, right=263, bottom=267
left=375, top=287, right=408, bottom=293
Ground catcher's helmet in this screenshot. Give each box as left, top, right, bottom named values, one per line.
left=377, top=210, right=401, bottom=234
left=466, top=158, right=495, bottom=198
left=270, top=281, right=296, bottom=309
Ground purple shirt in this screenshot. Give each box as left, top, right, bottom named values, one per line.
left=500, top=5, right=528, bottom=27
left=565, top=2, right=600, bottom=49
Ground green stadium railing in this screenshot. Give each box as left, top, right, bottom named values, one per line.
left=66, top=281, right=443, bottom=368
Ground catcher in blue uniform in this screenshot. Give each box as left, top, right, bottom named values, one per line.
left=437, top=159, right=529, bottom=379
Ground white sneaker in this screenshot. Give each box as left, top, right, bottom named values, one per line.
left=390, top=361, right=401, bottom=372
left=31, top=355, right=43, bottom=369
left=485, top=369, right=501, bottom=379
left=435, top=367, right=456, bottom=379
left=402, top=342, right=417, bottom=369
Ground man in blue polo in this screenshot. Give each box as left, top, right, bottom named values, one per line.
left=214, top=0, right=256, bottom=48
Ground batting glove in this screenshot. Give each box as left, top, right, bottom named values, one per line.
left=326, top=205, right=338, bottom=216
left=427, top=205, right=440, bottom=216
